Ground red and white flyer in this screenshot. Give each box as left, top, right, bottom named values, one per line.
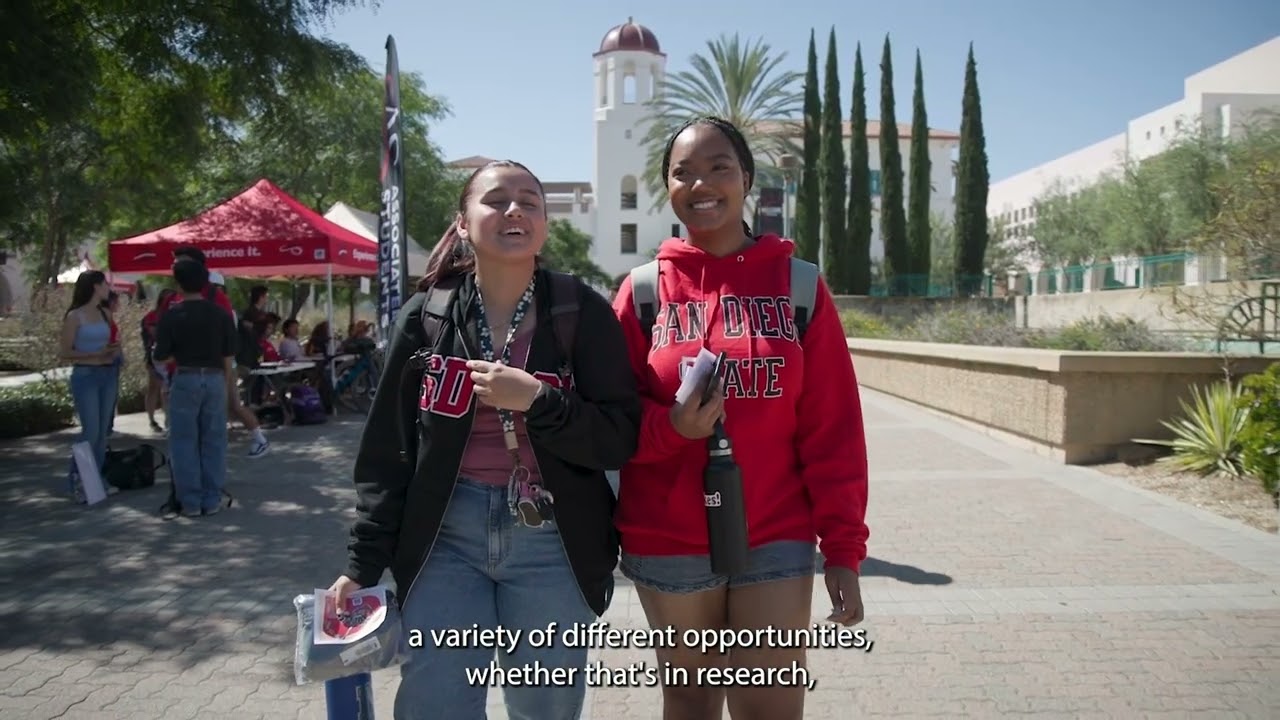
left=313, top=585, right=390, bottom=646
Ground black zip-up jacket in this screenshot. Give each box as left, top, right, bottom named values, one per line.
left=344, top=269, right=640, bottom=616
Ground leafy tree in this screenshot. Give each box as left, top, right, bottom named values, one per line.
left=540, top=220, right=611, bottom=289
left=953, top=43, right=991, bottom=296
left=0, top=0, right=367, bottom=144
left=0, top=0, right=372, bottom=286
left=930, top=213, right=1025, bottom=292
left=819, top=29, right=848, bottom=292
left=205, top=67, right=459, bottom=253
left=877, top=36, right=910, bottom=295
left=196, top=67, right=461, bottom=318
left=907, top=50, right=932, bottom=287
left=793, top=31, right=822, bottom=263
left=1030, top=178, right=1118, bottom=265
left=639, top=33, right=803, bottom=209
left=845, top=43, right=873, bottom=295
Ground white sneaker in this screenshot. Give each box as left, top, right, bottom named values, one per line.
left=248, top=439, right=269, bottom=458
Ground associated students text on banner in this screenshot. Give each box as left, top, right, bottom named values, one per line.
left=377, top=35, right=408, bottom=337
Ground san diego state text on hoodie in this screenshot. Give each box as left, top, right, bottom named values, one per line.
left=611, top=234, right=870, bottom=572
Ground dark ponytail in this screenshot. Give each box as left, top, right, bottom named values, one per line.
left=419, top=221, right=474, bottom=290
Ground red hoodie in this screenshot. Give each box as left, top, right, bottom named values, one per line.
left=611, top=234, right=870, bottom=572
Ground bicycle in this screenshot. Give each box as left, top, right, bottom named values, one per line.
left=331, top=343, right=382, bottom=414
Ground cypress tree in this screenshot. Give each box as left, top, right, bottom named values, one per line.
left=846, top=43, right=873, bottom=295
left=907, top=49, right=932, bottom=294
left=878, top=35, right=910, bottom=295
left=794, top=30, right=822, bottom=264
left=953, top=43, right=990, bottom=296
left=820, top=28, right=847, bottom=291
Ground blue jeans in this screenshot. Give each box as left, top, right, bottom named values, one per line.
left=69, top=364, right=119, bottom=473
left=395, top=477, right=596, bottom=720
left=167, top=369, right=228, bottom=513
left=620, top=540, right=817, bottom=594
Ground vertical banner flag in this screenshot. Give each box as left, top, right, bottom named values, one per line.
left=377, top=35, right=407, bottom=339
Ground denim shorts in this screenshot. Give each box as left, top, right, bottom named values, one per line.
left=620, top=540, right=817, bottom=594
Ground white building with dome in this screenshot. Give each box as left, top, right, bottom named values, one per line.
left=448, top=18, right=962, bottom=282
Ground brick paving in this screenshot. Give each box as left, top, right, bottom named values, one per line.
left=2, top=388, right=1279, bottom=719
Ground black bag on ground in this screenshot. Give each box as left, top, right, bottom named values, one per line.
left=103, top=443, right=168, bottom=491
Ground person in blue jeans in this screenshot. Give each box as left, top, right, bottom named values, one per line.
left=59, top=271, right=121, bottom=501
left=328, top=160, right=641, bottom=720
left=152, top=258, right=237, bottom=518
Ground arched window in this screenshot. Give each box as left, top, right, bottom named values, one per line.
left=620, top=175, right=638, bottom=210
left=622, top=62, right=637, bottom=104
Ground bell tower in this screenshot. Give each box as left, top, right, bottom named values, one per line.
left=591, top=18, right=676, bottom=278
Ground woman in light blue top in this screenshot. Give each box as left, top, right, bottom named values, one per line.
left=59, top=271, right=120, bottom=501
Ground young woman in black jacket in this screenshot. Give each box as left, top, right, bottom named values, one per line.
left=329, top=160, right=640, bottom=720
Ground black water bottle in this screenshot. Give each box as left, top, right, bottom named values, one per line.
left=705, top=418, right=749, bottom=575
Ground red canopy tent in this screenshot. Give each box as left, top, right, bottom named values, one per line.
left=107, top=178, right=378, bottom=277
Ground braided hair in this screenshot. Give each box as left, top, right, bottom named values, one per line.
left=660, top=115, right=756, bottom=238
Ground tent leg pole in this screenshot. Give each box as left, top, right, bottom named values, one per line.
left=327, top=266, right=335, bottom=391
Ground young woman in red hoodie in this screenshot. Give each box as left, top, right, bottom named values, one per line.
left=612, top=116, right=870, bottom=720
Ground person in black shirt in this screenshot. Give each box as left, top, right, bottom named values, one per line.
left=153, top=258, right=237, bottom=517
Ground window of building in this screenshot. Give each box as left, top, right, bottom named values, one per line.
left=623, top=71, right=637, bottom=104
left=620, top=224, right=638, bottom=254
left=869, top=169, right=882, bottom=196
left=671, top=223, right=681, bottom=238
left=620, top=175, right=638, bottom=210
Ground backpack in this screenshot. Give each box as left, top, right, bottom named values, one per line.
left=103, top=443, right=168, bottom=491
left=397, top=271, right=582, bottom=463
left=290, top=384, right=328, bottom=425
left=629, top=256, right=820, bottom=342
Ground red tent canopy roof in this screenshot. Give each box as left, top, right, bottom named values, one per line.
left=107, top=179, right=379, bottom=277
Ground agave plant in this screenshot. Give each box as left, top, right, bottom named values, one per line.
left=1139, top=382, right=1250, bottom=477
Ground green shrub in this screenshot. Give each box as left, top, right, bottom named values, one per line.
left=1238, top=362, right=1280, bottom=496
left=901, top=306, right=1027, bottom=347
left=1033, top=315, right=1188, bottom=352
left=839, top=309, right=893, bottom=338
left=0, top=380, right=76, bottom=439
left=1141, top=381, right=1249, bottom=477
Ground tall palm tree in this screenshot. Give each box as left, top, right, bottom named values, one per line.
left=639, top=33, right=804, bottom=210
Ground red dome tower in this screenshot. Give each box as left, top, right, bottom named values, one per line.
left=594, top=17, right=664, bottom=58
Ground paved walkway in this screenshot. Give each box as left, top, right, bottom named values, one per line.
left=1, top=388, right=1279, bottom=719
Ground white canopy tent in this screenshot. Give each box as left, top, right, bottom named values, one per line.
left=57, top=253, right=142, bottom=293
left=323, top=202, right=429, bottom=279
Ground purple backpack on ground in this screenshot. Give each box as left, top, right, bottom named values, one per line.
left=291, top=385, right=328, bottom=425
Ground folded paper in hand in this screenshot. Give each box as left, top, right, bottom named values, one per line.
left=674, top=347, right=719, bottom=405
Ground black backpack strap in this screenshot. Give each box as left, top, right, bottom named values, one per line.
left=419, top=277, right=461, bottom=355
left=398, top=276, right=463, bottom=464
left=545, top=271, right=580, bottom=382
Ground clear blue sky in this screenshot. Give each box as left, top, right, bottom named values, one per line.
left=316, top=0, right=1280, bottom=185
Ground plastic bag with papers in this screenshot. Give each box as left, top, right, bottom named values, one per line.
left=292, top=584, right=411, bottom=685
